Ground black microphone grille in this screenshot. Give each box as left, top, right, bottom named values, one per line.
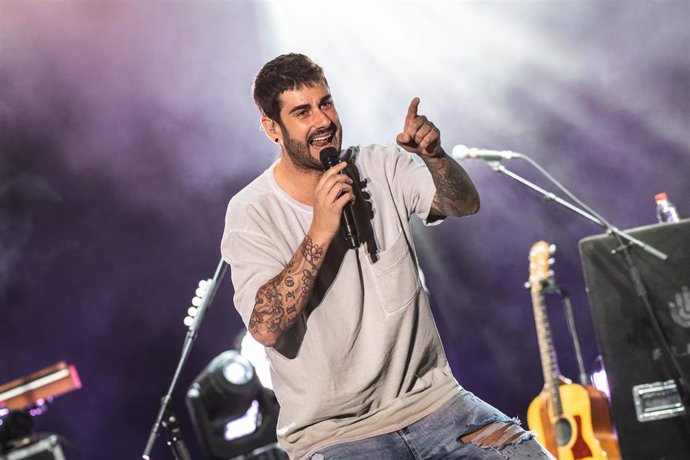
left=319, top=147, right=340, bottom=169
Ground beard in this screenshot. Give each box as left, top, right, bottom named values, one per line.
left=281, top=123, right=341, bottom=173
left=283, top=136, right=323, bottom=172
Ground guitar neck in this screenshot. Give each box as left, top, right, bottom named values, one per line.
left=531, top=283, right=564, bottom=418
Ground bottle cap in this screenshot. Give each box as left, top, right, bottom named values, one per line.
left=655, top=192, right=668, bottom=202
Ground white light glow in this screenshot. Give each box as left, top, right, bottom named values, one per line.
left=254, top=0, right=690, bottom=187
left=224, top=399, right=260, bottom=441
left=240, top=332, right=273, bottom=390
left=591, top=367, right=611, bottom=400
left=255, top=1, right=587, bottom=147
left=222, top=355, right=254, bottom=385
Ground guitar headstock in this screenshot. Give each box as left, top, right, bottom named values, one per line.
left=529, top=241, right=555, bottom=289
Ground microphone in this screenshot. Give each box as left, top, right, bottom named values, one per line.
left=450, top=144, right=522, bottom=162
left=319, top=147, right=360, bottom=249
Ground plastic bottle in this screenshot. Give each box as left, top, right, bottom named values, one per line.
left=655, top=192, right=680, bottom=223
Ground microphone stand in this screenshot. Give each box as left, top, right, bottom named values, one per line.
left=162, top=407, right=192, bottom=460
left=486, top=161, right=667, bottom=260
left=481, top=158, right=689, bottom=415
left=142, top=259, right=229, bottom=460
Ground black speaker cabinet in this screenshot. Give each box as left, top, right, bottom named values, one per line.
left=579, top=220, right=690, bottom=460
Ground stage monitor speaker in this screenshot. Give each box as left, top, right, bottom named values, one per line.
left=579, top=219, right=690, bottom=460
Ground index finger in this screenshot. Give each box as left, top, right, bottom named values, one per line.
left=323, top=160, right=348, bottom=175
left=405, top=97, right=420, bottom=123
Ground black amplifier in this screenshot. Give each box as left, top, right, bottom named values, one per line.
left=579, top=220, right=690, bottom=460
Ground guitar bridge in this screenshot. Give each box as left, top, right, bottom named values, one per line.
left=632, top=379, right=686, bottom=422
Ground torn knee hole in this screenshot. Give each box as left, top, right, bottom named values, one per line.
left=458, top=421, right=528, bottom=448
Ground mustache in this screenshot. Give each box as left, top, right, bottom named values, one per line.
left=308, top=124, right=336, bottom=142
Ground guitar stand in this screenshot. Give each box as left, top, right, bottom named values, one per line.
left=552, top=284, right=589, bottom=387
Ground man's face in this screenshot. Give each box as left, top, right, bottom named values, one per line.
left=275, top=83, right=342, bottom=172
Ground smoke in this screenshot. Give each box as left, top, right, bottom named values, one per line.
left=0, top=165, right=62, bottom=303
left=0, top=1, right=266, bottom=217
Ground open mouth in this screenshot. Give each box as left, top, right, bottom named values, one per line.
left=309, top=129, right=336, bottom=149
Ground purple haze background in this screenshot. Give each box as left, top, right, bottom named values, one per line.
left=1, top=1, right=688, bottom=458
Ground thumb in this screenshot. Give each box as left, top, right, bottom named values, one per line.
left=397, top=132, right=411, bottom=145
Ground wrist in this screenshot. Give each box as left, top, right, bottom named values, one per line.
left=420, top=147, right=446, bottom=162
left=306, top=228, right=333, bottom=251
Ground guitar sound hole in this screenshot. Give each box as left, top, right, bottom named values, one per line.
left=554, top=418, right=572, bottom=447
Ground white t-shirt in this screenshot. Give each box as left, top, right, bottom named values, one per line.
left=221, top=143, right=460, bottom=459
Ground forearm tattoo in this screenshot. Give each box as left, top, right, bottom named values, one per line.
left=249, top=235, right=324, bottom=340
left=426, top=155, right=477, bottom=216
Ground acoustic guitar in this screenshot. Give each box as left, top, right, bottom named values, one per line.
left=525, top=241, right=620, bottom=460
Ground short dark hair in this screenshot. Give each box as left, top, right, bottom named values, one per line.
left=252, top=53, right=328, bottom=122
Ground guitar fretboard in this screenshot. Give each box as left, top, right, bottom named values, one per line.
left=531, top=282, right=563, bottom=418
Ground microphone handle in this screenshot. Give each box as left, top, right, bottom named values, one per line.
left=341, top=203, right=359, bottom=249
left=320, top=148, right=359, bottom=249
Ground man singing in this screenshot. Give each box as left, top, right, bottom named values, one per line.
left=221, top=53, right=552, bottom=460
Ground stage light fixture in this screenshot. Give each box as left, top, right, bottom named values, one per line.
left=186, top=350, right=283, bottom=460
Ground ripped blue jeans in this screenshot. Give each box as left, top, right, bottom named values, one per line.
left=308, top=389, right=555, bottom=459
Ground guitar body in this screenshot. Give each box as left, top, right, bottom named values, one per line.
left=527, top=383, right=621, bottom=460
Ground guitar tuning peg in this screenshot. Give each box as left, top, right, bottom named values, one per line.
left=548, top=244, right=556, bottom=254
left=548, top=269, right=555, bottom=278
left=524, top=281, right=531, bottom=289
left=191, top=296, right=202, bottom=307
left=548, top=257, right=555, bottom=266
left=188, top=306, right=198, bottom=317
left=183, top=316, right=194, bottom=327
